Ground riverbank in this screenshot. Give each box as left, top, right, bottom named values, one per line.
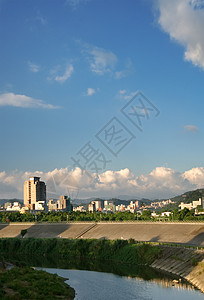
left=0, top=238, right=204, bottom=294
left=151, top=245, right=204, bottom=293
left=0, top=238, right=162, bottom=266
left=0, top=266, right=75, bottom=299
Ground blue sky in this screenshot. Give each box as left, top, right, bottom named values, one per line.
left=0, top=0, right=204, bottom=199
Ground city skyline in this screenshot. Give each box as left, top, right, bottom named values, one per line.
left=1, top=0, right=204, bottom=199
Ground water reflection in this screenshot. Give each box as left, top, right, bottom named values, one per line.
left=41, top=268, right=204, bottom=300
left=7, top=253, right=197, bottom=293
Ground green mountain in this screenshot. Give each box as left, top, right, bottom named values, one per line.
left=157, top=189, right=204, bottom=212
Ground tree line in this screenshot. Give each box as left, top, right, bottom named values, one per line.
left=0, top=208, right=203, bottom=223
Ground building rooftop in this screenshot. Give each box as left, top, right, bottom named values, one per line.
left=29, top=176, right=41, bottom=181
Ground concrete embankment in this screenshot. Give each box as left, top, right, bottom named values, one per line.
left=152, top=245, right=204, bottom=293
left=0, top=222, right=203, bottom=246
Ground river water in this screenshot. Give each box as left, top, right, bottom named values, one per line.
left=41, top=268, right=204, bottom=300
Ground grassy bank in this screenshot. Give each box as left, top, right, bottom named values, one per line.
left=0, top=267, right=75, bottom=299
left=0, top=238, right=161, bottom=266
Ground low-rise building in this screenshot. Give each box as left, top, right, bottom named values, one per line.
left=48, top=199, right=58, bottom=211
left=192, top=198, right=203, bottom=208
left=6, top=202, right=21, bottom=211
left=151, top=211, right=159, bottom=218
left=73, top=206, right=86, bottom=212
left=179, top=202, right=193, bottom=210
left=104, top=203, right=116, bottom=213
left=161, top=211, right=172, bottom=217
left=179, top=198, right=204, bottom=210
left=35, top=201, right=47, bottom=211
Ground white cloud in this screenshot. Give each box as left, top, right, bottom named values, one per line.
left=118, top=90, right=137, bottom=101
left=54, top=64, right=74, bottom=83
left=119, top=90, right=127, bottom=95
left=28, top=62, right=40, bottom=73
left=184, top=124, right=199, bottom=132
left=66, top=0, right=90, bottom=9
left=86, top=46, right=118, bottom=75
left=0, top=93, right=59, bottom=109
left=86, top=88, right=95, bottom=96
left=182, top=167, right=204, bottom=186
left=115, top=58, right=134, bottom=79
left=115, top=71, right=127, bottom=79
left=82, top=43, right=133, bottom=78
left=157, top=0, right=204, bottom=69
left=1, top=166, right=204, bottom=200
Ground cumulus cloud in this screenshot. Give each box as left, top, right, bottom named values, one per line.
left=86, top=46, right=118, bottom=75
left=182, top=167, right=204, bottom=186
left=1, top=166, right=204, bottom=200
left=0, top=93, right=59, bottom=109
left=184, top=124, right=199, bottom=132
left=28, top=62, right=40, bottom=73
left=157, top=0, right=204, bottom=69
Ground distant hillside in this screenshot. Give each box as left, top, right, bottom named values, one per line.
left=117, top=195, right=141, bottom=201
left=157, top=189, right=204, bottom=212
left=72, top=189, right=204, bottom=211
left=0, top=199, right=23, bottom=207
left=72, top=197, right=151, bottom=208
left=170, top=189, right=204, bottom=203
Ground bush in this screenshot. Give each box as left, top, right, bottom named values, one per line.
left=191, top=257, right=198, bottom=266
left=21, top=229, right=27, bottom=238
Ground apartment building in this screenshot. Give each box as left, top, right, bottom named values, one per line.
left=24, top=177, right=46, bottom=210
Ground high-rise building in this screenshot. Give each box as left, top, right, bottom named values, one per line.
left=57, top=196, right=71, bottom=211
left=91, top=200, right=102, bottom=211
left=24, top=177, right=46, bottom=210
left=88, top=202, right=95, bottom=212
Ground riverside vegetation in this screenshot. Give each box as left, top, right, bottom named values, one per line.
left=0, top=238, right=161, bottom=266
left=0, top=266, right=75, bottom=299
left=0, top=238, right=162, bottom=299
left=0, top=208, right=204, bottom=223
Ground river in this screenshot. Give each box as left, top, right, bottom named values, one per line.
left=41, top=268, right=204, bottom=300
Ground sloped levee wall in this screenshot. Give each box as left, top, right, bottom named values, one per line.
left=151, top=245, right=204, bottom=293
left=0, top=222, right=203, bottom=247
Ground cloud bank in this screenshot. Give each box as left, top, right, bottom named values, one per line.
left=1, top=166, right=204, bottom=200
